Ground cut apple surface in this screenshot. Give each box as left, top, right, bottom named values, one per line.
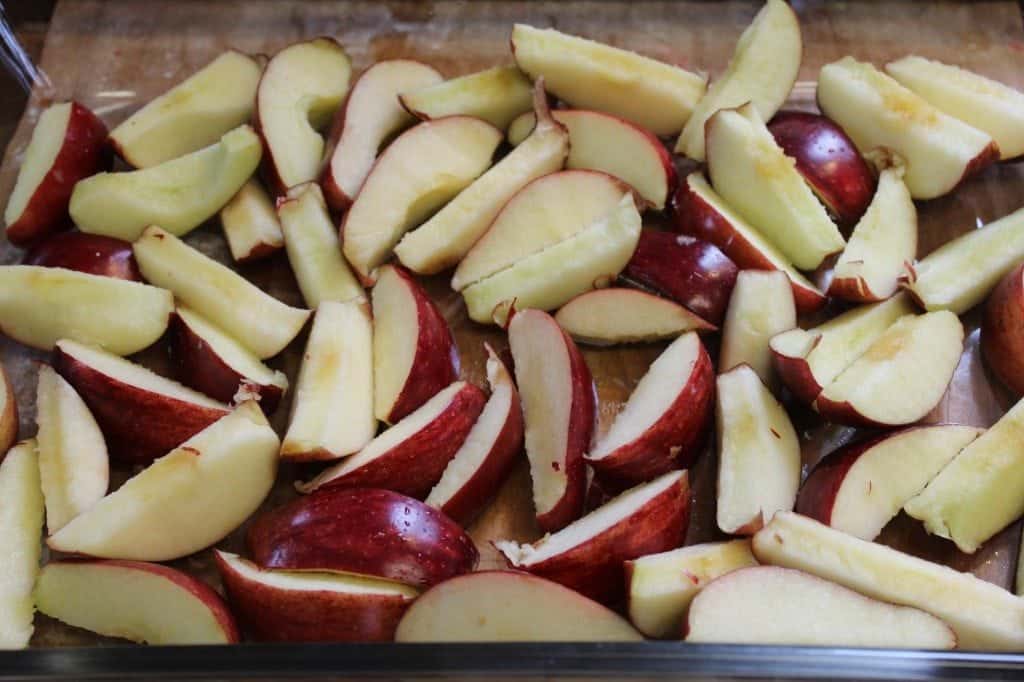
left=982, top=262, right=1024, bottom=395
left=706, top=104, right=845, bottom=271
left=0, top=265, right=172, bottom=355
left=280, top=300, right=374, bottom=461
left=4, top=101, right=108, bottom=246
left=372, top=265, right=459, bottom=425
left=586, top=332, right=714, bottom=490
left=256, top=38, right=351, bottom=195
left=798, top=424, right=983, bottom=541
left=219, top=179, right=285, bottom=263
left=395, top=570, right=642, bottom=642
left=555, top=288, right=714, bottom=346
left=400, top=65, right=532, bottom=130
left=342, top=116, right=502, bottom=281
left=47, top=401, right=278, bottom=561
left=675, top=0, right=801, bottom=161
left=22, top=232, right=141, bottom=281
left=685, top=566, right=956, bottom=648
left=70, top=125, right=262, bottom=241
left=0, top=440, right=44, bottom=649
left=813, top=311, right=964, bottom=427
left=719, top=270, right=796, bottom=385
left=133, top=226, right=310, bottom=359
left=109, top=50, right=262, bottom=168
left=817, top=56, right=997, bottom=200
left=35, top=560, right=239, bottom=645
left=510, top=24, right=706, bottom=136
left=0, top=365, right=17, bottom=456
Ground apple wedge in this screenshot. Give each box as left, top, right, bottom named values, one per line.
left=672, top=172, right=826, bottom=313
left=247, top=487, right=477, bottom=588
left=496, top=470, right=690, bottom=605
left=133, top=226, right=310, bottom=359
left=0, top=365, right=17, bottom=456
left=886, top=56, right=1024, bottom=160
left=70, top=125, right=262, bottom=241
left=0, top=265, right=172, bottom=355
left=719, top=270, right=796, bottom=385
left=817, top=57, right=997, bottom=200
left=625, top=539, right=757, bottom=639
left=555, top=288, right=714, bottom=346
left=0, top=440, right=44, bottom=649
left=716, top=365, right=800, bottom=535
left=685, top=566, right=956, bottom=648
left=586, top=332, right=714, bottom=490
left=510, top=24, right=706, bottom=136
left=47, top=401, right=278, bottom=561
left=508, top=309, right=593, bottom=532
left=322, top=59, right=442, bottom=211
left=394, top=82, right=569, bottom=275
left=342, top=116, right=502, bottom=282
left=706, top=104, right=845, bottom=271
left=108, top=50, right=262, bottom=168
left=23, top=232, right=141, bottom=281
left=297, top=382, right=486, bottom=498
left=798, top=424, right=983, bottom=541
left=169, top=307, right=289, bottom=414
left=372, top=265, right=459, bottom=424
left=280, top=300, right=374, bottom=461
left=215, top=551, right=419, bottom=642
left=982, top=262, right=1024, bottom=395
left=35, top=560, right=238, bottom=644
left=399, top=65, right=533, bottom=130
left=753, top=511, right=1024, bottom=650
left=219, top=179, right=284, bottom=263
left=425, top=344, right=524, bottom=525
left=813, top=311, right=964, bottom=427
left=278, top=183, right=363, bottom=308
left=256, top=38, right=351, bottom=195
left=675, top=0, right=801, bottom=161
left=4, top=101, right=108, bottom=246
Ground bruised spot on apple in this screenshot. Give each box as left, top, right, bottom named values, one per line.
left=22, top=232, right=141, bottom=281
left=0, top=440, right=44, bottom=649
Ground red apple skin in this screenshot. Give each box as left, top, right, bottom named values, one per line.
left=22, top=232, right=141, bottom=281
left=6, top=102, right=110, bottom=246
left=982, top=263, right=1024, bottom=396
left=795, top=431, right=892, bottom=526
left=771, top=337, right=825, bottom=406
left=52, top=344, right=229, bottom=465
left=247, top=488, right=478, bottom=588
left=621, top=229, right=736, bottom=326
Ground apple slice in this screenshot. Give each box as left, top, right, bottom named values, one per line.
left=425, top=345, right=524, bottom=525
left=813, top=311, right=964, bottom=427
left=829, top=161, right=917, bottom=302
left=108, top=50, right=262, bottom=168
left=215, top=551, right=419, bottom=642
left=510, top=24, right=706, bottom=136
left=982, top=262, right=1024, bottom=395
left=322, top=59, right=443, bottom=211
left=23, top=232, right=141, bottom=281
left=586, top=332, right=714, bottom=490
left=0, top=440, right=44, bottom=649
left=396, top=570, right=642, bottom=642
left=886, top=56, right=1024, bottom=161
left=394, top=82, right=569, bottom=275
left=555, top=288, right=714, bottom=346
left=400, top=65, right=533, bottom=130
left=753, top=511, right=1024, bottom=650
left=372, top=265, right=458, bottom=424
left=685, top=566, right=956, bottom=648
left=716, top=365, right=800, bottom=535
left=133, top=226, right=310, bottom=359
left=817, top=56, right=997, bottom=200
left=247, top=487, right=477, bottom=587
left=4, top=101, right=108, bottom=246
left=706, top=104, right=845, bottom=271
left=719, top=270, right=796, bottom=385
left=298, top=382, right=487, bottom=498
left=0, top=265, right=172, bottom=355
left=169, top=306, right=289, bottom=414
left=675, top=0, right=801, bottom=161
left=256, top=38, right=351, bottom=195
left=70, top=125, right=262, bottom=241
left=798, top=424, right=983, bottom=541
left=47, top=401, right=278, bottom=561
left=672, top=172, right=826, bottom=313
left=342, top=116, right=502, bottom=282
left=0, top=365, right=17, bottom=456
left=496, top=470, right=690, bottom=605
left=280, top=300, right=374, bottom=461
left=35, top=560, right=239, bottom=644
left=625, top=539, right=757, bottom=639
left=278, top=183, right=364, bottom=308
left=508, top=309, right=593, bottom=532
left=219, top=179, right=285, bottom=263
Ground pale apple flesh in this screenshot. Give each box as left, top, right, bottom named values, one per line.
left=219, top=179, right=285, bottom=263
left=0, top=440, right=44, bottom=649
left=400, top=65, right=533, bottom=130
left=718, top=270, right=796, bottom=386
left=0, top=365, right=16, bottom=456
left=554, top=288, right=715, bottom=346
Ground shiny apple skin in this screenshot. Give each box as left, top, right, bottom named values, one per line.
left=982, top=263, right=1024, bottom=396
left=23, top=231, right=141, bottom=281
